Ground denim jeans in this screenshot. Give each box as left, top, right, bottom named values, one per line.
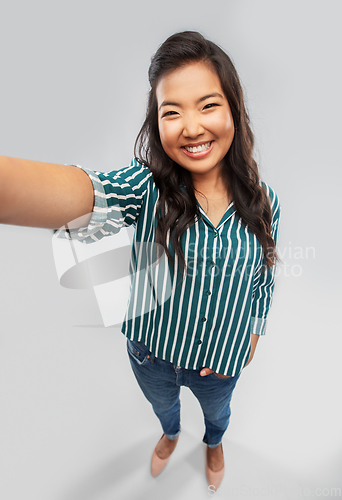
left=126, top=339, right=241, bottom=448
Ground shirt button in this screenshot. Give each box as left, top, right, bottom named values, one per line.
left=196, top=339, right=202, bottom=345
left=206, top=291, right=211, bottom=296
left=210, top=261, right=215, bottom=268
left=214, top=232, right=218, bottom=238
left=201, top=317, right=207, bottom=322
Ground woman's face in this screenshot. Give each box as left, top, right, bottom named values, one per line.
left=156, top=61, right=235, bottom=181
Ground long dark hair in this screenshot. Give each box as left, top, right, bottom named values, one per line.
left=134, top=30, right=278, bottom=274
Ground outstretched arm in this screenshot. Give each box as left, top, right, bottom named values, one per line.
left=0, top=156, right=94, bottom=229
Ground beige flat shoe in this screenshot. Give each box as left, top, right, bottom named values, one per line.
left=205, top=444, right=225, bottom=491
left=151, top=433, right=178, bottom=477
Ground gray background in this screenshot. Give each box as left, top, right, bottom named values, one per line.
left=1, top=1, right=341, bottom=499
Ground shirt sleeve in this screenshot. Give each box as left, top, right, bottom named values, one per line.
left=54, top=158, right=153, bottom=243
left=249, top=183, right=281, bottom=335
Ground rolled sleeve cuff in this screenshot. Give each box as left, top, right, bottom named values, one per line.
left=54, top=165, right=109, bottom=241
left=250, top=316, right=267, bottom=336
left=75, top=164, right=108, bottom=229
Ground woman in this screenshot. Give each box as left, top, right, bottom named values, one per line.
left=0, top=31, right=280, bottom=490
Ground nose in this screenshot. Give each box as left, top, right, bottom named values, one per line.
left=182, top=113, right=205, bottom=139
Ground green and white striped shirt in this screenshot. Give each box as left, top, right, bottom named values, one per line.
left=59, top=158, right=280, bottom=376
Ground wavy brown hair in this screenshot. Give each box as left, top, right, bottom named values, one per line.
left=134, top=31, right=279, bottom=275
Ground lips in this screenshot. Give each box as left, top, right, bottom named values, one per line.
left=183, top=141, right=212, bottom=153
left=181, top=140, right=214, bottom=158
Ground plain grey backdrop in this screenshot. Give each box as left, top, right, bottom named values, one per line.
left=1, top=1, right=341, bottom=499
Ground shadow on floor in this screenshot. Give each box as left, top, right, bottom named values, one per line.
left=61, top=430, right=311, bottom=500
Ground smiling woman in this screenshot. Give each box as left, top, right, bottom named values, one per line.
left=0, top=30, right=281, bottom=492
left=156, top=61, right=235, bottom=184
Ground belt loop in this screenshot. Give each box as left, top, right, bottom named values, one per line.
left=147, top=351, right=156, bottom=363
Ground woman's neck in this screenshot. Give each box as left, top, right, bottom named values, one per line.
left=192, top=170, right=230, bottom=200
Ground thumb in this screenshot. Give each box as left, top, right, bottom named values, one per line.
left=200, top=367, right=213, bottom=377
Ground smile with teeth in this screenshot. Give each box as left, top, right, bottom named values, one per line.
left=183, top=141, right=212, bottom=153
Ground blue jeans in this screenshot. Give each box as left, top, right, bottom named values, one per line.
left=126, top=339, right=241, bottom=448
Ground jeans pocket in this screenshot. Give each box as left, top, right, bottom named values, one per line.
left=126, top=339, right=150, bottom=366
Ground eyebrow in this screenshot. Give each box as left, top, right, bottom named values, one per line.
left=158, top=92, right=224, bottom=111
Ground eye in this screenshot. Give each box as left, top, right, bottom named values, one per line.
left=162, top=110, right=178, bottom=117
left=203, top=103, right=219, bottom=110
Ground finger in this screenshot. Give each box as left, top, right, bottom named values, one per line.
left=200, top=368, right=213, bottom=377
